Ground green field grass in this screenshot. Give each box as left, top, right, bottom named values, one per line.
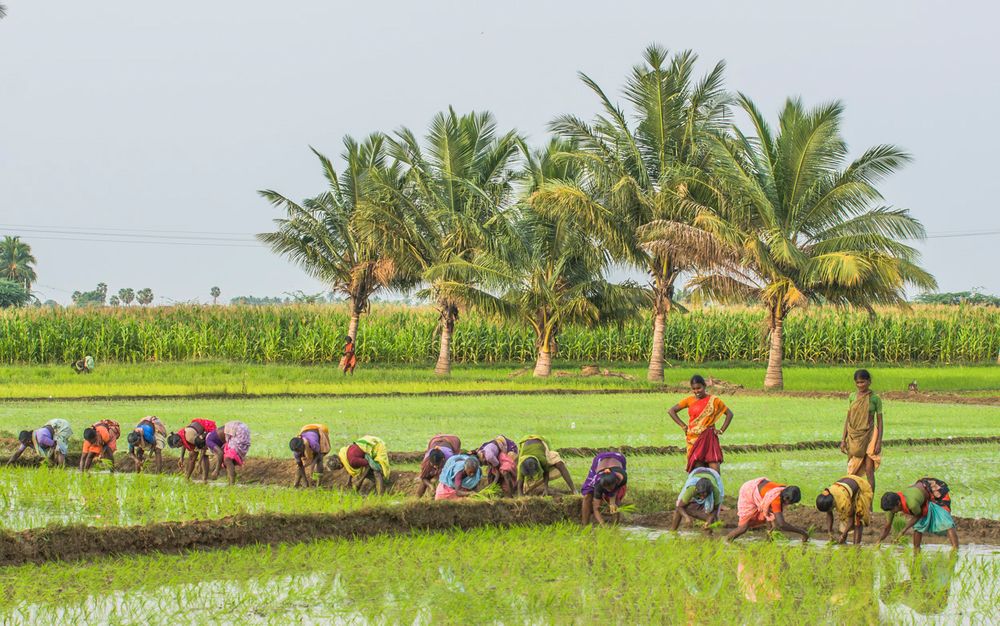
left=1, top=524, right=995, bottom=624
left=0, top=361, right=997, bottom=399
left=3, top=393, right=998, bottom=459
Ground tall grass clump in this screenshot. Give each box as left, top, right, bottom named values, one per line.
left=1, top=304, right=997, bottom=365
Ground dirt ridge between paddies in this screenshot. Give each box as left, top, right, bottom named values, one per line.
left=3, top=387, right=999, bottom=405
left=0, top=498, right=580, bottom=566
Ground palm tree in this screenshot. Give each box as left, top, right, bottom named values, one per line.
left=119, top=288, right=135, bottom=306
left=0, top=5, right=7, bottom=19
left=210, top=286, right=221, bottom=305
left=1, top=236, right=37, bottom=290
left=361, top=108, right=521, bottom=376
left=688, top=96, right=936, bottom=389
left=136, top=288, right=154, bottom=306
left=258, top=134, right=411, bottom=342
left=512, top=139, right=647, bottom=376
left=534, top=45, right=732, bottom=382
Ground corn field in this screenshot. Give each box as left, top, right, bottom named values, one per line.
left=1, top=304, right=997, bottom=365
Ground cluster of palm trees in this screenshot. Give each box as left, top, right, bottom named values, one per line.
left=259, top=45, right=934, bottom=389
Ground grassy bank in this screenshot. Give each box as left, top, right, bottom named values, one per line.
left=0, top=361, right=997, bottom=399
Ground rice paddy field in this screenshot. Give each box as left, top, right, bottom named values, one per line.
left=1, top=359, right=998, bottom=624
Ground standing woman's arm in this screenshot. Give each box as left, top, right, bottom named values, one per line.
left=874, top=406, right=884, bottom=455
left=718, top=407, right=734, bottom=434
left=667, top=404, right=687, bottom=430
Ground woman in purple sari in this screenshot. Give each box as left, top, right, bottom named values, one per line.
left=581, top=451, right=628, bottom=525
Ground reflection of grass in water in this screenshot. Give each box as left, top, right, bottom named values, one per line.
left=1, top=524, right=996, bottom=624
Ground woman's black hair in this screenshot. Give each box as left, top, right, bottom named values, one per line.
left=83, top=427, right=97, bottom=443
left=782, top=485, right=802, bottom=504
left=345, top=335, right=353, bottom=343
left=854, top=369, right=872, bottom=382
left=428, top=449, right=446, bottom=466
left=695, top=477, right=712, bottom=496
left=881, top=492, right=901, bottom=511
left=690, top=374, right=707, bottom=387
left=289, top=437, right=305, bottom=452
left=327, top=455, right=344, bottom=471
left=127, top=431, right=141, bottom=446
left=597, top=471, right=621, bottom=496
left=18, top=430, right=32, bottom=446
left=816, top=492, right=834, bottom=512
left=521, top=456, right=541, bottom=477
left=167, top=433, right=183, bottom=448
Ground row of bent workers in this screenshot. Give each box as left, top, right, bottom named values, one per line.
left=10, top=417, right=958, bottom=551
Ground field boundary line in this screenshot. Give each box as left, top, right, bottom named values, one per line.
left=2, top=387, right=998, bottom=405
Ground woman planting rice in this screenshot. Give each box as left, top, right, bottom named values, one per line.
left=474, top=435, right=518, bottom=497
left=8, top=419, right=73, bottom=467
left=206, top=421, right=251, bottom=485
left=516, top=435, right=575, bottom=496
left=580, top=452, right=628, bottom=526
left=167, top=419, right=217, bottom=480
left=340, top=335, right=357, bottom=375
left=289, top=423, right=331, bottom=487
left=670, top=467, right=723, bottom=531
left=878, top=477, right=958, bottom=552
left=816, top=474, right=873, bottom=544
left=127, top=416, right=167, bottom=473
left=80, top=419, right=121, bottom=471
left=329, top=435, right=390, bottom=495
left=434, top=454, right=482, bottom=500
left=667, top=375, right=734, bottom=473
left=727, top=477, right=809, bottom=542
left=840, top=369, right=883, bottom=494
left=416, top=434, right=462, bottom=498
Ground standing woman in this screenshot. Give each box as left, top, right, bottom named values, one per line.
left=167, top=419, right=216, bottom=480
left=289, top=423, right=332, bottom=487
left=80, top=419, right=121, bottom=471
left=127, top=415, right=168, bottom=473
left=668, top=375, right=734, bottom=473
left=340, top=335, right=357, bottom=375
left=206, top=421, right=252, bottom=485
left=580, top=452, right=628, bottom=526
left=8, top=419, right=73, bottom=467
left=841, top=369, right=883, bottom=494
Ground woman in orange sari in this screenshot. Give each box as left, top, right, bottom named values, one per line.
left=668, top=375, right=734, bottom=472
left=339, top=335, right=357, bottom=375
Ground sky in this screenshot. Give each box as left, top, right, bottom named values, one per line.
left=1, top=1, right=997, bottom=304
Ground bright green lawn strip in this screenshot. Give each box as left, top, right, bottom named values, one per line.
left=2, top=524, right=994, bottom=623
left=3, top=394, right=998, bottom=459
left=0, top=466, right=398, bottom=531
left=1, top=361, right=997, bottom=399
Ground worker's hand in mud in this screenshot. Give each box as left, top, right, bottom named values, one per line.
left=609, top=503, right=618, bottom=515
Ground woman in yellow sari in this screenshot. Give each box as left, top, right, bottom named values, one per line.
left=816, top=474, right=873, bottom=544
left=840, top=369, right=883, bottom=493
left=668, top=375, right=734, bottom=472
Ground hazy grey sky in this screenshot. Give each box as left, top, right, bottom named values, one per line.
left=2, top=1, right=997, bottom=304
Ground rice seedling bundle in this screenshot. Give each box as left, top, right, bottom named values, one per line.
left=1, top=304, right=997, bottom=365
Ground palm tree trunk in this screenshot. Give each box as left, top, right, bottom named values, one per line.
left=764, top=316, right=785, bottom=390
left=347, top=314, right=360, bottom=342
left=533, top=345, right=553, bottom=377
left=435, top=306, right=456, bottom=376
left=647, top=309, right=666, bottom=382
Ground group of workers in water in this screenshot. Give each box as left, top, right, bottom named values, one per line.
left=7, top=369, right=958, bottom=551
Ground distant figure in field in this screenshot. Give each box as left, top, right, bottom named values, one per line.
left=908, top=380, right=919, bottom=393
left=516, top=435, right=575, bottom=496
left=340, top=335, right=357, bottom=375
left=670, top=467, right=723, bottom=532
left=667, top=374, right=734, bottom=473
left=167, top=419, right=217, bottom=480
left=8, top=419, right=73, bottom=467
left=206, top=421, right=251, bottom=485
left=816, top=474, right=873, bottom=544
left=434, top=454, right=482, bottom=500
left=127, top=415, right=168, bottom=473
left=840, top=369, right=883, bottom=494
left=416, top=434, right=462, bottom=498
left=580, top=452, right=628, bottom=526
left=289, top=423, right=332, bottom=487
left=72, top=355, right=95, bottom=374
left=474, top=435, right=519, bottom=497
left=727, top=477, right=809, bottom=542
left=79, top=419, right=121, bottom=471
left=879, top=477, right=958, bottom=552
left=329, top=435, right=390, bottom=495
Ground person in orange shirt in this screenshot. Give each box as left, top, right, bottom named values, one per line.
left=667, top=374, right=734, bottom=472
left=727, top=477, right=809, bottom=542
left=79, top=419, right=121, bottom=471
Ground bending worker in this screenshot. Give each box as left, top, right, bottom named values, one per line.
left=80, top=419, right=121, bottom=472
left=727, top=477, right=809, bottom=542
left=167, top=419, right=217, bottom=480
left=580, top=451, right=628, bottom=526
left=329, top=435, right=390, bottom=495
left=670, top=467, right=724, bottom=532
left=474, top=435, right=518, bottom=497
left=816, top=474, right=873, bottom=544
left=289, top=423, right=332, bottom=488
left=206, top=421, right=252, bottom=485
left=9, top=419, right=73, bottom=467
left=127, top=415, right=168, bottom=473
left=516, top=435, right=574, bottom=496
left=434, top=454, right=483, bottom=500
left=878, top=477, right=958, bottom=552
left=417, top=434, right=462, bottom=498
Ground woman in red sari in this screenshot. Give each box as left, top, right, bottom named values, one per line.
left=339, top=335, right=357, bottom=375
left=668, top=375, right=734, bottom=472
